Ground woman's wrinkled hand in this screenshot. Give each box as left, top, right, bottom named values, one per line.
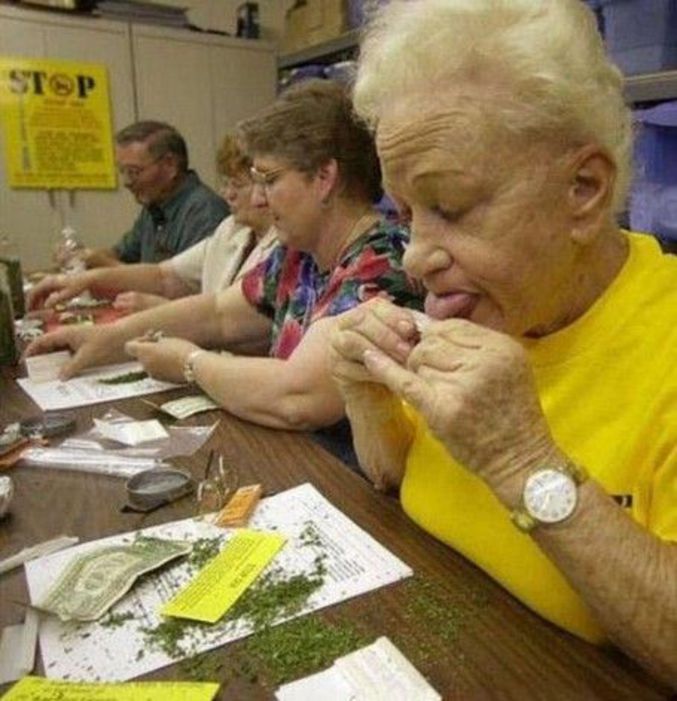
left=330, top=298, right=419, bottom=398
left=124, top=336, right=200, bottom=384
left=23, top=325, right=120, bottom=380
left=361, top=318, right=558, bottom=486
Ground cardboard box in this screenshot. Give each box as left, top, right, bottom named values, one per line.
left=281, top=0, right=347, bottom=55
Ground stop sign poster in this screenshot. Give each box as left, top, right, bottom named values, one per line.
left=0, top=57, right=115, bottom=189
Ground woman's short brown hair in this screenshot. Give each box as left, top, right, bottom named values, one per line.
left=237, top=79, right=383, bottom=203
left=216, top=134, right=251, bottom=178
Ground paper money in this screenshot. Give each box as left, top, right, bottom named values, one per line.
left=37, top=537, right=192, bottom=622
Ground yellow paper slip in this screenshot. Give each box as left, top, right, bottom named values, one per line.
left=2, top=677, right=219, bottom=700
left=162, top=529, right=287, bottom=623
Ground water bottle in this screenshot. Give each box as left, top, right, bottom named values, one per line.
left=0, top=266, right=18, bottom=366
left=58, top=225, right=87, bottom=275
left=0, top=234, right=25, bottom=318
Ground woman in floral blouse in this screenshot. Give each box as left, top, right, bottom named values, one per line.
left=27, top=80, right=423, bottom=446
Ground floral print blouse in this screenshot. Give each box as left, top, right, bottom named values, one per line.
left=241, top=220, right=423, bottom=359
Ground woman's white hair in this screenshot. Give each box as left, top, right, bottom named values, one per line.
left=354, top=0, right=633, bottom=213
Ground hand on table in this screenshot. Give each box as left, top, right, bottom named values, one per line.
left=24, top=325, right=121, bottom=380
left=27, top=273, right=91, bottom=311
left=125, top=336, right=200, bottom=384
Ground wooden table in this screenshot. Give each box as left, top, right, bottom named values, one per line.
left=0, top=367, right=670, bottom=700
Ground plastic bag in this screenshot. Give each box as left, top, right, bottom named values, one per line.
left=61, top=409, right=217, bottom=459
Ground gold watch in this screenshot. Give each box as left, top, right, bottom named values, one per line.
left=511, top=461, right=588, bottom=532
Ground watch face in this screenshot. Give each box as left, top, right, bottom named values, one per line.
left=523, top=468, right=577, bottom=524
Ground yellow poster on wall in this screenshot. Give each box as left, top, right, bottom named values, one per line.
left=0, top=56, right=116, bottom=189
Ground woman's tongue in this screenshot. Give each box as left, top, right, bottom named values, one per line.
left=425, top=291, right=478, bottom=320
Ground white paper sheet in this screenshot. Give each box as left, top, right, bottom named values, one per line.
left=24, top=351, right=72, bottom=384
left=25, top=483, right=412, bottom=682
left=276, top=637, right=442, bottom=701
left=17, top=361, right=181, bottom=411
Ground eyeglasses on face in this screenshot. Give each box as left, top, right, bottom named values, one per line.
left=249, top=165, right=288, bottom=190
left=117, top=154, right=165, bottom=181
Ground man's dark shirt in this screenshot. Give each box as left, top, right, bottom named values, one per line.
left=113, top=171, right=229, bottom=263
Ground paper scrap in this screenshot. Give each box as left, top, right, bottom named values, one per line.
left=276, top=636, right=442, bottom=701
left=0, top=609, right=39, bottom=684
left=213, top=484, right=263, bottom=527
left=159, top=395, right=219, bottom=419
left=24, top=351, right=72, bottom=383
left=1, top=677, right=220, bottom=701
left=0, top=535, right=79, bottom=575
left=93, top=418, right=168, bottom=446
left=162, top=529, right=286, bottom=623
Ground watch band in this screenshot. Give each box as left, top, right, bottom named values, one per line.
left=511, top=460, right=588, bottom=533
left=183, top=349, right=207, bottom=384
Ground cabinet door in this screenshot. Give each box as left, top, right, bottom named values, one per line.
left=209, top=42, right=276, bottom=148
left=132, top=26, right=218, bottom=186
left=0, top=7, right=136, bottom=270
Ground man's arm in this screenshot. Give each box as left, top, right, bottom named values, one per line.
left=82, top=247, right=123, bottom=268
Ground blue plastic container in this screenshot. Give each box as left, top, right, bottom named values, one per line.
left=601, top=0, right=677, bottom=75
left=630, top=101, right=677, bottom=242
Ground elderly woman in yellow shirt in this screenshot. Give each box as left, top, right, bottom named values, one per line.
left=330, top=0, right=677, bottom=687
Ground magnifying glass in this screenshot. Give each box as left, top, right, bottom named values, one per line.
left=124, top=468, right=194, bottom=513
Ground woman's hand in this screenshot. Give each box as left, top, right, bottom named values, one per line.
left=362, top=318, right=559, bottom=491
left=24, top=325, right=123, bottom=380
left=330, top=299, right=421, bottom=491
left=330, top=298, right=419, bottom=398
left=113, top=291, right=169, bottom=314
left=26, top=273, right=91, bottom=311
left=124, top=336, right=200, bottom=383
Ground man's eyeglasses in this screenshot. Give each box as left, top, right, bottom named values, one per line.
left=117, top=155, right=164, bottom=181
left=250, top=166, right=288, bottom=190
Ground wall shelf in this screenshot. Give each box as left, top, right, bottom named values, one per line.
left=278, top=28, right=360, bottom=69
left=625, top=70, right=677, bottom=103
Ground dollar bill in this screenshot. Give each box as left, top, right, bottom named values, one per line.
left=37, top=537, right=192, bottom=622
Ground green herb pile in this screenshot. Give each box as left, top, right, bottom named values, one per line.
left=98, top=370, right=149, bottom=385
left=138, top=520, right=371, bottom=687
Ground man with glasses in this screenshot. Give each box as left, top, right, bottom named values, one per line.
left=29, top=135, right=272, bottom=314
left=73, top=121, right=228, bottom=268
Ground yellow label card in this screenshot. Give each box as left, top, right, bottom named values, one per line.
left=162, top=529, right=287, bottom=623
left=3, top=677, right=219, bottom=700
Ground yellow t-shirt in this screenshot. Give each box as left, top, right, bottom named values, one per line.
left=400, top=232, right=677, bottom=643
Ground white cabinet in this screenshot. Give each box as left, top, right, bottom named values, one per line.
left=132, top=24, right=276, bottom=185
left=0, top=6, right=276, bottom=269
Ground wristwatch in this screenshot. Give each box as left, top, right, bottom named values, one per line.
left=511, top=460, right=588, bottom=532
left=183, top=349, right=207, bottom=384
